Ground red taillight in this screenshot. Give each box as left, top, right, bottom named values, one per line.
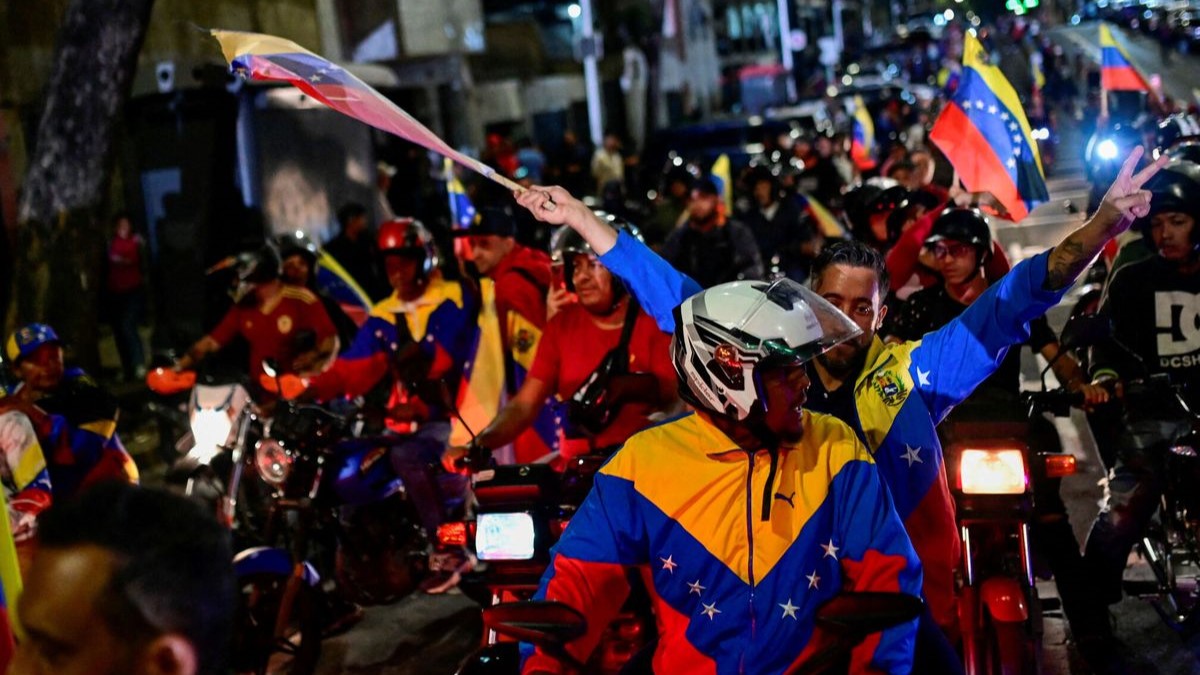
left=551, top=518, right=571, bottom=538
left=437, top=522, right=469, bottom=547
left=1043, top=454, right=1077, bottom=478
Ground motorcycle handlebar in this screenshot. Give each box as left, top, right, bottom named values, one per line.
left=1023, top=389, right=1085, bottom=416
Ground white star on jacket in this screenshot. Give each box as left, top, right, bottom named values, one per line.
left=688, top=580, right=705, bottom=595
left=660, top=555, right=677, bottom=573
left=902, top=444, right=923, bottom=467
left=702, top=602, right=721, bottom=619
left=916, top=367, right=931, bottom=387
left=779, top=598, right=800, bottom=620
left=806, top=571, right=821, bottom=590
left=821, top=539, right=840, bottom=560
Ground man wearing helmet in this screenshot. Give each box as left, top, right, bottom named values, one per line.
left=277, top=233, right=359, bottom=351
left=304, top=218, right=477, bottom=562
left=442, top=219, right=677, bottom=471
left=176, top=244, right=339, bottom=386
left=518, top=274, right=923, bottom=673
left=515, top=146, right=1165, bottom=667
left=453, top=206, right=558, bottom=463
left=1078, top=159, right=1200, bottom=666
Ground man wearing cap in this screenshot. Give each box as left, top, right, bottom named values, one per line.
left=5, top=323, right=138, bottom=499
left=661, top=177, right=764, bottom=289
left=458, top=207, right=558, bottom=463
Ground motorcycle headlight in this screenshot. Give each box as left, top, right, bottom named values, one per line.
left=1096, top=139, right=1119, bottom=161
left=255, top=438, right=292, bottom=486
left=959, top=449, right=1027, bottom=495
left=476, top=512, right=536, bottom=561
left=189, top=408, right=234, bottom=464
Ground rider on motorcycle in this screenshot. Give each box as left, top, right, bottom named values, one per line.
left=520, top=273, right=922, bottom=674
left=442, top=220, right=677, bottom=471
left=514, top=146, right=1166, bottom=667
left=1079, top=159, right=1200, bottom=667
left=5, top=324, right=138, bottom=499
left=176, top=244, right=339, bottom=386
left=304, top=218, right=477, bottom=548
left=277, top=232, right=360, bottom=351
left=454, top=206, right=557, bottom=463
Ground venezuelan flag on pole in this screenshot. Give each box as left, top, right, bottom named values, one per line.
left=929, top=33, right=1048, bottom=222
left=445, top=158, right=477, bottom=232
left=315, top=251, right=372, bottom=325
left=1099, top=24, right=1150, bottom=92
left=710, top=154, right=733, bottom=215
left=850, top=96, right=877, bottom=171
left=450, top=279, right=505, bottom=448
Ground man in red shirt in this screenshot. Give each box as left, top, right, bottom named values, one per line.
left=177, top=245, right=337, bottom=385
left=443, top=224, right=678, bottom=470
left=457, top=206, right=557, bottom=463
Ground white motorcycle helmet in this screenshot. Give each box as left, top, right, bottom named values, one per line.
left=673, top=278, right=862, bottom=421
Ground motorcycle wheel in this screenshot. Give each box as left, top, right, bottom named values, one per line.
left=983, top=616, right=1037, bottom=675
left=232, top=572, right=323, bottom=675
left=334, top=499, right=430, bottom=604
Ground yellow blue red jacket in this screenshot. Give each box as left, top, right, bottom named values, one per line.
left=308, top=276, right=478, bottom=424
left=596, top=231, right=1069, bottom=630
left=526, top=410, right=921, bottom=674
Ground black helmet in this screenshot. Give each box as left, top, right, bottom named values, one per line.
left=1134, top=159, right=1200, bottom=235
left=1167, top=141, right=1200, bottom=165
left=842, top=184, right=884, bottom=235
left=277, top=231, right=319, bottom=265
left=236, top=245, right=282, bottom=284
left=926, top=208, right=993, bottom=265
left=1156, top=114, right=1200, bottom=156
left=550, top=212, right=642, bottom=294
left=865, top=185, right=910, bottom=216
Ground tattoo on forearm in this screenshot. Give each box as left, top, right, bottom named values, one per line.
left=1045, top=237, right=1089, bottom=290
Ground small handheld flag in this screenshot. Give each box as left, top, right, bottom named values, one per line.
left=929, top=33, right=1048, bottom=222
left=850, top=95, right=877, bottom=171
left=1099, top=24, right=1150, bottom=93
left=710, top=154, right=733, bottom=215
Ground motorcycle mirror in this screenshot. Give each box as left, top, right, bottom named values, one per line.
left=482, top=601, right=588, bottom=648
left=813, top=592, right=924, bottom=635
left=1059, top=313, right=1112, bottom=351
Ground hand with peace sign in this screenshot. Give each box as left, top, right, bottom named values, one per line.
left=1098, top=145, right=1171, bottom=235
left=1045, top=145, right=1170, bottom=290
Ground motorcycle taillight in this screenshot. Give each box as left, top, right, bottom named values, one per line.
left=437, top=521, right=469, bottom=548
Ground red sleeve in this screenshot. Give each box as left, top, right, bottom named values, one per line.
left=885, top=211, right=936, bottom=291
left=633, top=314, right=677, bottom=403
left=496, top=271, right=548, bottom=332
left=207, top=307, right=241, bottom=347
left=529, top=313, right=565, bottom=392
left=984, top=241, right=1011, bottom=280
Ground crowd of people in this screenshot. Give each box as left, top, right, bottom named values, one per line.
left=7, top=11, right=1200, bottom=675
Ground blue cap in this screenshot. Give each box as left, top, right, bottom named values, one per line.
left=6, top=323, right=60, bottom=363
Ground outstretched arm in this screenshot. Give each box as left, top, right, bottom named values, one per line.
left=1044, top=146, right=1166, bottom=290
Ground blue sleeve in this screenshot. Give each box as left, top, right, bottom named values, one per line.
left=599, top=230, right=703, bottom=334
left=834, top=459, right=922, bottom=675
left=909, top=251, right=1070, bottom=423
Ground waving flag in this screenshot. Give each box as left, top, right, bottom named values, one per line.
left=1099, top=24, right=1150, bottom=92
left=450, top=279, right=505, bottom=449
left=315, top=250, right=372, bottom=325
left=929, top=33, right=1048, bottom=222
left=212, top=30, right=519, bottom=191
left=710, top=154, right=733, bottom=215
left=797, top=193, right=846, bottom=238
left=850, top=96, right=877, bottom=171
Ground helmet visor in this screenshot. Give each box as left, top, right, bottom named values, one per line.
left=731, top=278, right=862, bottom=366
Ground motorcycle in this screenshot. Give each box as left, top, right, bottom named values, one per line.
left=450, top=449, right=654, bottom=675
left=461, top=592, right=923, bottom=675
left=938, top=385, right=1081, bottom=675
left=228, top=391, right=437, bottom=674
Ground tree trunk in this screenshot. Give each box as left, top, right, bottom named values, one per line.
left=13, top=0, right=154, bottom=372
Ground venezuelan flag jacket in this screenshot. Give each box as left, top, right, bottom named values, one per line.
left=308, top=276, right=477, bottom=425
left=528, top=411, right=921, bottom=674
left=596, top=232, right=1069, bottom=630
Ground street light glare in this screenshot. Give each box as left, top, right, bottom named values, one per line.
left=567, top=3, right=581, bottom=19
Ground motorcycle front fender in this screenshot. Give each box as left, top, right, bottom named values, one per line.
left=233, top=546, right=321, bottom=587
left=979, top=576, right=1028, bottom=623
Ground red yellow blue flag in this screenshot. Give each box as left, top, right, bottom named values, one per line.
left=445, top=158, right=477, bottom=232
left=315, top=250, right=371, bottom=325
left=850, top=96, right=877, bottom=171
left=450, top=279, right=504, bottom=448
left=1099, top=24, right=1150, bottom=92
left=710, top=154, right=733, bottom=215
left=929, top=33, right=1048, bottom=222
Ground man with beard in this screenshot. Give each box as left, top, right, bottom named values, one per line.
left=661, top=177, right=763, bottom=288
left=513, top=146, right=1166, bottom=669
